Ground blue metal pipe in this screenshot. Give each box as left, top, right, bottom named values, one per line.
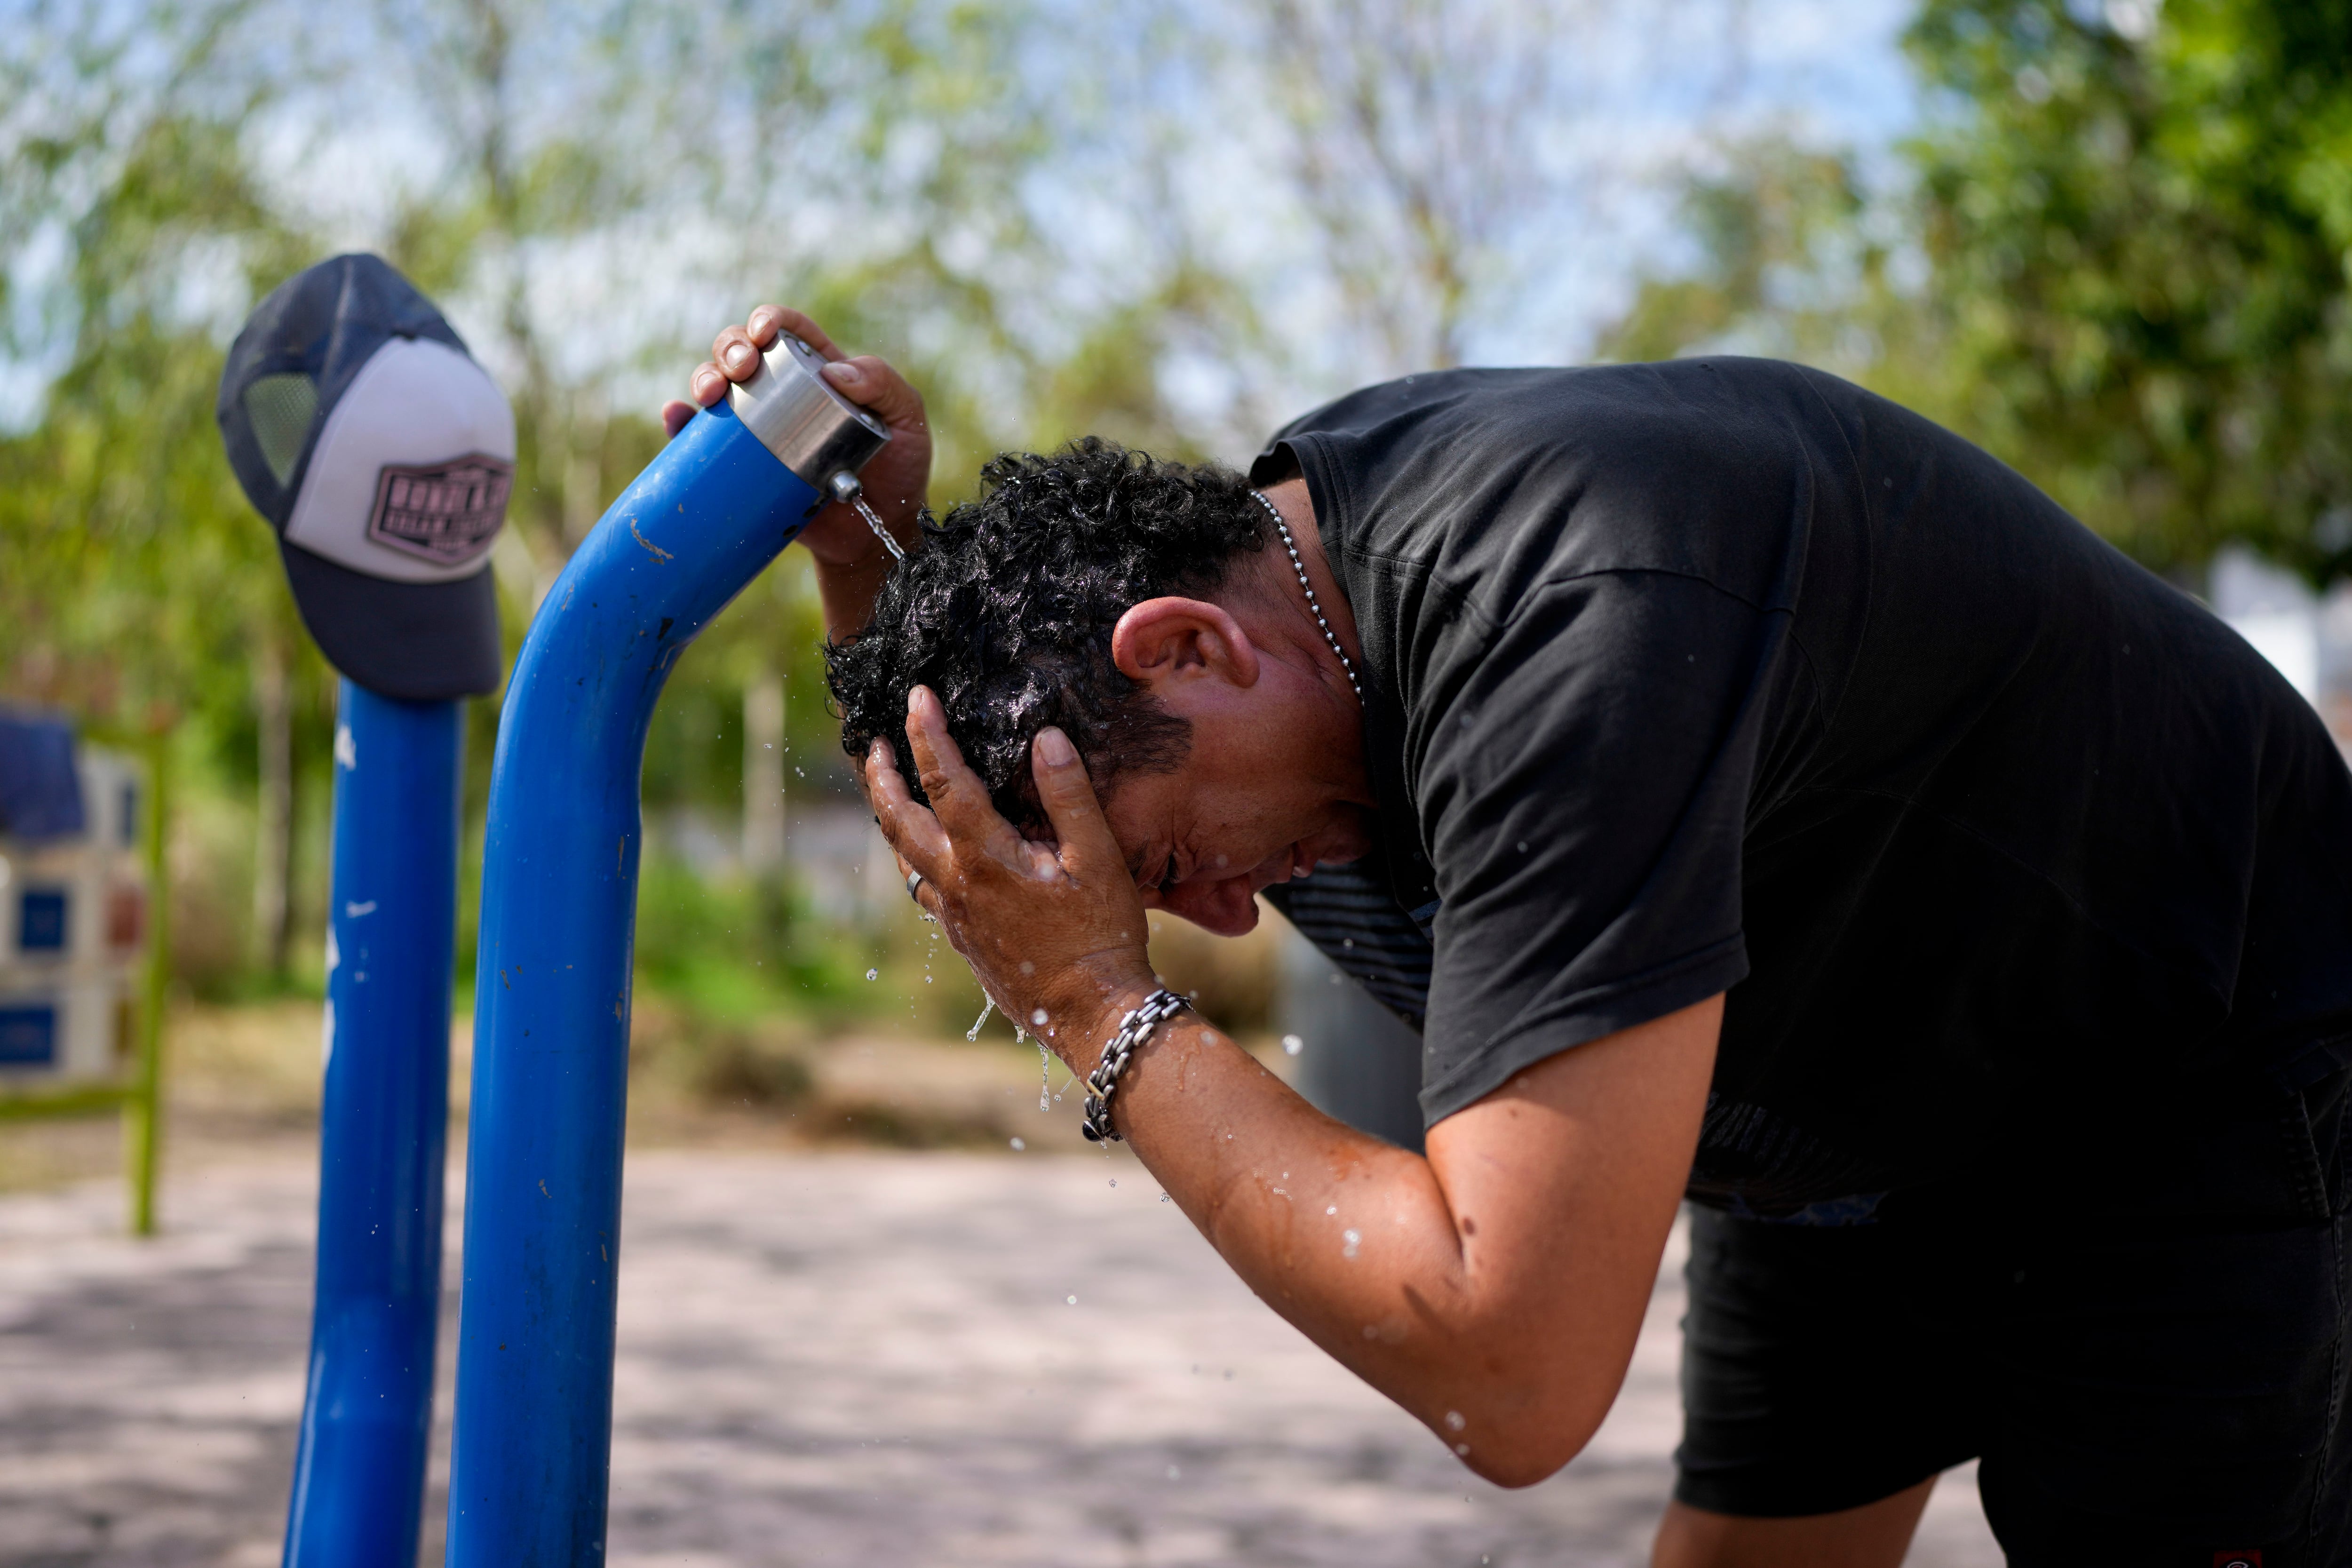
left=446, top=387, right=869, bottom=1563
left=283, top=684, right=461, bottom=1568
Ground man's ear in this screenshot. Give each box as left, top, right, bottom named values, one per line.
left=1111, top=597, right=1260, bottom=692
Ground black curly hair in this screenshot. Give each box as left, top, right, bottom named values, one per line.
left=825, top=437, right=1273, bottom=833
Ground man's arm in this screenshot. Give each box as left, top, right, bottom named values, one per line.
left=870, top=692, right=1716, bottom=1486
left=1118, top=981, right=1717, bottom=1485
left=662, top=306, right=932, bottom=643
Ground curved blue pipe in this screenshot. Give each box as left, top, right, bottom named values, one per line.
left=283, top=684, right=460, bottom=1568
left=446, top=402, right=825, bottom=1564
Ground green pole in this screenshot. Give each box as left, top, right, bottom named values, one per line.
left=124, top=725, right=171, bottom=1238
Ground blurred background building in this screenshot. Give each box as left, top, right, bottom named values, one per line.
left=0, top=716, right=147, bottom=1083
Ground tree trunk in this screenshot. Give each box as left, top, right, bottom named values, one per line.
left=253, top=624, right=294, bottom=979
left=742, top=672, right=786, bottom=874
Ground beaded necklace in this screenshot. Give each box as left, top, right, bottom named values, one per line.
left=1249, top=490, right=1361, bottom=703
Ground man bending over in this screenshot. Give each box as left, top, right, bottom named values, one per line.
left=667, top=308, right=2352, bottom=1566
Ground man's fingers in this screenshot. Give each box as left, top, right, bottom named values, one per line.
left=819, top=355, right=927, bottom=436
left=1030, top=727, right=1126, bottom=880
left=710, top=326, right=763, bottom=383
left=696, top=311, right=847, bottom=420
left=746, top=305, right=842, bottom=361
left=865, top=738, right=949, bottom=871
left=888, top=845, right=954, bottom=923
left=660, top=399, right=695, bottom=440
left=904, top=687, right=1026, bottom=860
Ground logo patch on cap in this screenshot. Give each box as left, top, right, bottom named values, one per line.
left=367, top=455, right=513, bottom=566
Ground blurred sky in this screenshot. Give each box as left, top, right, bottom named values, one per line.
left=4, top=0, right=1923, bottom=448
left=1149, top=0, right=1926, bottom=426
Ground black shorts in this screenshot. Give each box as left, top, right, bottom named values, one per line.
left=1676, top=1067, right=2352, bottom=1566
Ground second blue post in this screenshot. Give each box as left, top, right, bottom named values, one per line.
left=282, top=683, right=461, bottom=1567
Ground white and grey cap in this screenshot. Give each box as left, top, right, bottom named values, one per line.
left=217, top=254, right=513, bottom=700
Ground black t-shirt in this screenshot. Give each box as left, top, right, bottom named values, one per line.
left=1253, top=358, right=2352, bottom=1218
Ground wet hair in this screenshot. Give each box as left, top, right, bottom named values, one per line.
left=825, top=437, right=1271, bottom=833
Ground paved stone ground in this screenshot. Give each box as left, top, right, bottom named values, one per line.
left=0, top=1145, right=2002, bottom=1567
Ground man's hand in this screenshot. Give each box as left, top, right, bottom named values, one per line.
left=661, top=306, right=932, bottom=638
left=865, top=685, right=1154, bottom=1060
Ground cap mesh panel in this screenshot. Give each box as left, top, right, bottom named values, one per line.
left=243, top=373, right=318, bottom=487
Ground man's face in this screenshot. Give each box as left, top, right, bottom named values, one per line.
left=1078, top=561, right=1377, bottom=938
left=1098, top=707, right=1377, bottom=937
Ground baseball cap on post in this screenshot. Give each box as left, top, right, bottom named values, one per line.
left=217, top=254, right=514, bottom=701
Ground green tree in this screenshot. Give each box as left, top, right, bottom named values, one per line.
left=0, top=3, right=341, bottom=983
left=0, top=0, right=1095, bottom=995
left=1604, top=0, right=2352, bottom=588
left=1906, top=0, right=2352, bottom=581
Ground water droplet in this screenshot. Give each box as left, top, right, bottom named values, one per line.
left=1108, top=1178, right=1116, bottom=1186
left=1326, top=1205, right=1337, bottom=1216
left=1361, top=1324, right=1377, bottom=1339
left=1166, top=1464, right=1181, bottom=1480
left=1343, top=1228, right=1361, bottom=1258
left=1030, top=1007, right=1049, bottom=1026
left=1281, top=1034, right=1304, bottom=1056
left=1456, top=1442, right=1471, bottom=1456
left=1065, top=1294, right=1078, bottom=1306
left=1019, top=960, right=1034, bottom=975
left=1445, top=1410, right=1465, bottom=1431
left=967, top=997, right=995, bottom=1041
left=1159, top=1193, right=1171, bottom=1203
left=865, top=968, right=878, bottom=981
left=1009, top=1137, right=1025, bottom=1151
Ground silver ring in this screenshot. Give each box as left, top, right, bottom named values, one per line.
left=905, top=870, right=925, bottom=903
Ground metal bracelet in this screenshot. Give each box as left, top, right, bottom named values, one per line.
left=1079, top=988, right=1188, bottom=1143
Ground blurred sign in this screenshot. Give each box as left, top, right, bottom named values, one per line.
left=0, top=723, right=148, bottom=1083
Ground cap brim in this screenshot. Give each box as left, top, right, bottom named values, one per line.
left=280, top=541, right=503, bottom=701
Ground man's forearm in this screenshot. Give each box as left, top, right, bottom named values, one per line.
left=811, top=510, right=920, bottom=643
left=815, top=543, right=896, bottom=644
left=1081, top=991, right=1712, bottom=1486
